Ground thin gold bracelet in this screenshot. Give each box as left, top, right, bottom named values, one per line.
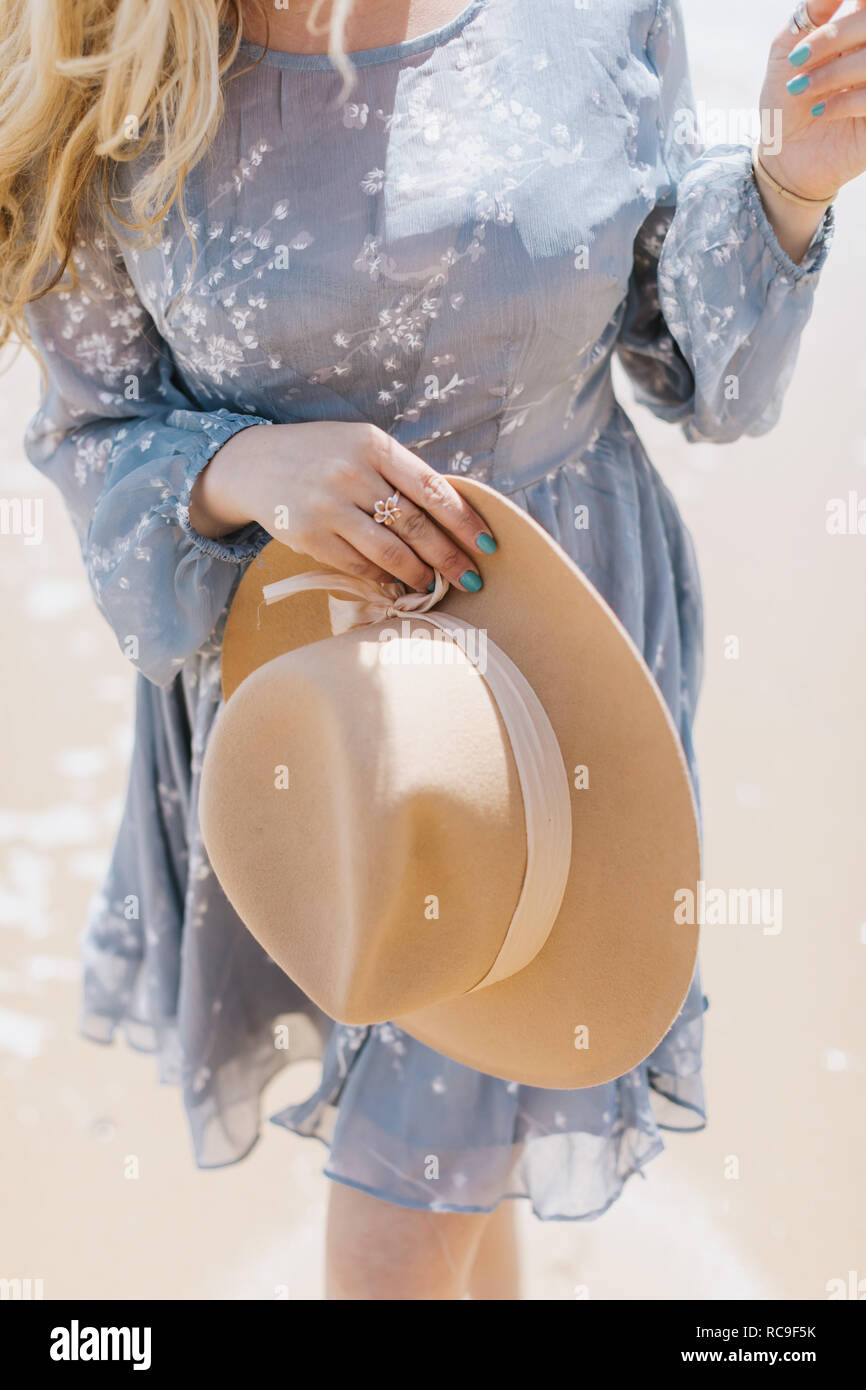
left=751, top=142, right=837, bottom=210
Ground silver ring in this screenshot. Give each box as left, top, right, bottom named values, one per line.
left=789, top=2, right=817, bottom=35
left=373, top=492, right=401, bottom=526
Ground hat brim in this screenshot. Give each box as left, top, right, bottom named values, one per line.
left=218, top=476, right=701, bottom=1088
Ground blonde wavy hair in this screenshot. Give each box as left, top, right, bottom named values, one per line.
left=0, top=0, right=356, bottom=351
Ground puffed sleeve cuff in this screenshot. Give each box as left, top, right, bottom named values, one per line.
left=741, top=150, right=835, bottom=283
left=174, top=408, right=273, bottom=562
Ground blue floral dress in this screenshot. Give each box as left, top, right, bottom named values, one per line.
left=24, top=0, right=832, bottom=1218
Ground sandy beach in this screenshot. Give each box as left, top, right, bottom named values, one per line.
left=1, top=2, right=864, bottom=1299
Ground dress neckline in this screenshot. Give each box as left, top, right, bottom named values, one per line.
left=234, top=0, right=485, bottom=71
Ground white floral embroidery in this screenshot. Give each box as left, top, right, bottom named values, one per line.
left=20, top=0, right=830, bottom=1206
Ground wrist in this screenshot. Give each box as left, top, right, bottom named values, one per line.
left=752, top=147, right=832, bottom=265
left=189, top=428, right=263, bottom=539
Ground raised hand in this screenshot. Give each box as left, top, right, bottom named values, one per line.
left=760, top=1, right=866, bottom=199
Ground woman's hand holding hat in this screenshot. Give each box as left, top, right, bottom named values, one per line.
left=189, top=419, right=495, bottom=593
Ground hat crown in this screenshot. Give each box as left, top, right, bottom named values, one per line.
left=201, top=624, right=528, bottom=1022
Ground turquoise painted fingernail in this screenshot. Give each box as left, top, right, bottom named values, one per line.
left=476, top=532, right=497, bottom=554
left=811, top=101, right=825, bottom=117
left=787, top=73, right=810, bottom=95
left=460, top=571, right=483, bottom=592
left=788, top=42, right=811, bottom=66
left=426, top=580, right=436, bottom=592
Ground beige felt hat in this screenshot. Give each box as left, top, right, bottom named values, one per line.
left=199, top=476, right=701, bottom=1089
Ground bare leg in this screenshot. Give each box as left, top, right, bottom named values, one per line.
left=325, top=1180, right=495, bottom=1300
left=467, top=1201, right=521, bottom=1300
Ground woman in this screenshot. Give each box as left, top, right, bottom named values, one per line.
left=5, top=0, right=864, bottom=1299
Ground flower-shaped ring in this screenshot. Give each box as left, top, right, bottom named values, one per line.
left=373, top=492, right=402, bottom=527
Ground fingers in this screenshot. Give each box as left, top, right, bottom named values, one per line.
left=807, top=84, right=866, bottom=118
left=796, top=48, right=866, bottom=109
left=338, top=502, right=486, bottom=593
left=783, top=4, right=866, bottom=78
left=338, top=510, right=437, bottom=591
left=372, top=493, right=483, bottom=591
left=790, top=0, right=853, bottom=34
left=365, top=426, right=497, bottom=558
left=392, top=499, right=483, bottom=591
left=288, top=530, right=395, bottom=587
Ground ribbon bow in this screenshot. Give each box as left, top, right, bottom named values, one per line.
left=262, top=569, right=450, bottom=637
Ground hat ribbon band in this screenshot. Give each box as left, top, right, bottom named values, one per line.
left=261, top=569, right=573, bottom=994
